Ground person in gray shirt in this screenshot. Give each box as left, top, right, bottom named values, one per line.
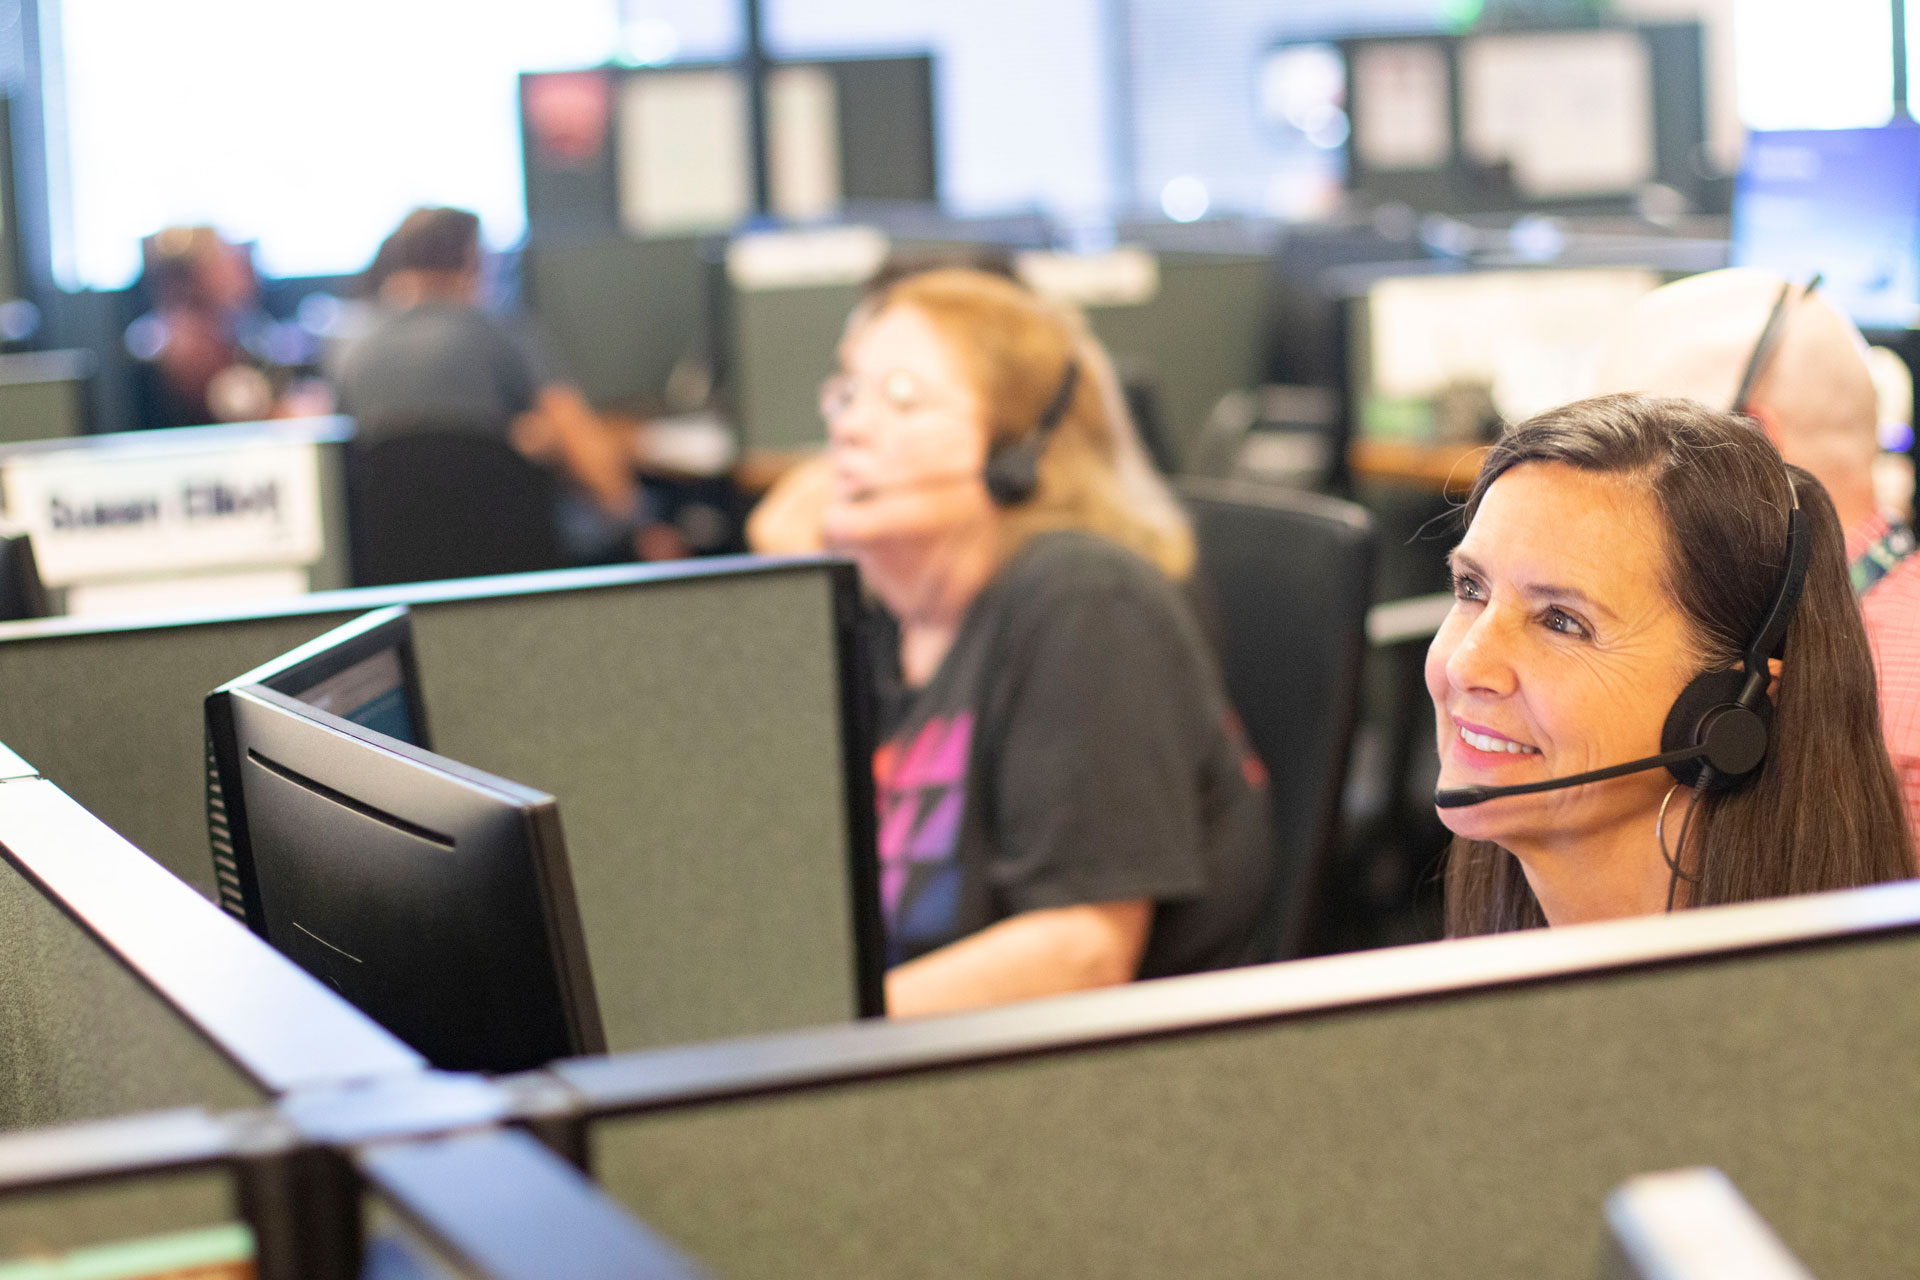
left=337, top=207, right=678, bottom=559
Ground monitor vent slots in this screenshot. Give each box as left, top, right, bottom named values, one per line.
left=205, top=734, right=247, bottom=922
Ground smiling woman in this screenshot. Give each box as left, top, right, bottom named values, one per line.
left=1431, top=394, right=1912, bottom=935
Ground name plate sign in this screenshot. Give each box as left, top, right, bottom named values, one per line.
left=0, top=437, right=325, bottom=586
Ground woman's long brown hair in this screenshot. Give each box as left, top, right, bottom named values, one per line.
left=1444, top=395, right=1912, bottom=936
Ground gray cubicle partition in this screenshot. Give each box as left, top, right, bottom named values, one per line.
left=729, top=279, right=862, bottom=451
left=522, top=234, right=716, bottom=412
left=0, top=557, right=882, bottom=1052
left=0, top=349, right=93, bottom=443
left=724, top=248, right=1274, bottom=462
left=0, top=744, right=421, bottom=1135
left=1082, top=251, right=1272, bottom=466
left=546, top=883, right=1920, bottom=1280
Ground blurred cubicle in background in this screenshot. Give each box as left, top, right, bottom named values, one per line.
left=0, top=0, right=1913, bottom=956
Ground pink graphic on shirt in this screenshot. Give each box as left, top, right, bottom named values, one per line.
left=873, top=711, right=974, bottom=920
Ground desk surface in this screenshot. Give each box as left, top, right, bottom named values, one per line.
left=1349, top=440, right=1488, bottom=494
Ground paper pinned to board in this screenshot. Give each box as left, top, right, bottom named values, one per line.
left=769, top=65, right=843, bottom=222
left=1352, top=41, right=1453, bottom=173
left=618, top=70, right=753, bottom=236
left=1460, top=30, right=1655, bottom=198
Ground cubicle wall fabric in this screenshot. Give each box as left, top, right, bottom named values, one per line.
left=575, top=898, right=1920, bottom=1280
left=409, top=566, right=876, bottom=1051
left=0, top=611, right=359, bottom=897
left=0, top=855, right=263, bottom=1134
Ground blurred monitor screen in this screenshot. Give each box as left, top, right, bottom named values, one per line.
left=255, top=606, right=427, bottom=749
left=1733, top=126, right=1920, bottom=330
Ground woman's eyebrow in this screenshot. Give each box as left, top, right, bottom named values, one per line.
left=1450, top=552, right=1619, bottom=623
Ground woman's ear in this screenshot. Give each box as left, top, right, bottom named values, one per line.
left=1767, top=656, right=1782, bottom=702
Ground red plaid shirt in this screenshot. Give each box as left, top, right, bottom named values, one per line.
left=1849, top=513, right=1920, bottom=868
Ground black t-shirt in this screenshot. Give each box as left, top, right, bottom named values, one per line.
left=874, top=530, right=1272, bottom=979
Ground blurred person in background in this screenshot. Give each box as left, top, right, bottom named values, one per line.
left=336, top=206, right=684, bottom=562
left=821, top=267, right=1271, bottom=1017
left=126, top=226, right=329, bottom=429
left=1591, top=269, right=1920, bottom=865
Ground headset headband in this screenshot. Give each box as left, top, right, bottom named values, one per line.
left=1730, top=274, right=1823, bottom=418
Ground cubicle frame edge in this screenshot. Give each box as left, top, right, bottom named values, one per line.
left=541, top=880, right=1920, bottom=1120
left=0, top=552, right=829, bottom=644
left=0, top=771, right=425, bottom=1096
left=826, top=560, right=888, bottom=1020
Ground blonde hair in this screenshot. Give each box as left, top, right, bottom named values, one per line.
left=867, top=268, right=1195, bottom=580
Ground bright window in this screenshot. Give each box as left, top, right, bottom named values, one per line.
left=41, top=0, right=632, bottom=289
left=1735, top=0, right=1894, bottom=131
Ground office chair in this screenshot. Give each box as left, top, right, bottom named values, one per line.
left=0, top=520, right=49, bottom=621
left=1178, top=477, right=1375, bottom=961
left=346, top=431, right=568, bottom=587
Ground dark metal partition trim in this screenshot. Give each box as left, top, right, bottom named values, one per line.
left=826, top=561, right=887, bottom=1019
left=543, top=880, right=1920, bottom=1115
left=359, top=1129, right=712, bottom=1280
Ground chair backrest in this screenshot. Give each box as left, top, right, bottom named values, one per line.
left=1178, top=477, right=1374, bottom=959
left=347, top=431, right=566, bottom=587
left=0, top=523, right=47, bottom=622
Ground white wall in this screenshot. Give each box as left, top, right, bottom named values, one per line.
left=764, top=0, right=1113, bottom=217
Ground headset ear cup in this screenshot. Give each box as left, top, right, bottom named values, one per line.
left=983, top=442, right=1039, bottom=506
left=1661, top=668, right=1772, bottom=789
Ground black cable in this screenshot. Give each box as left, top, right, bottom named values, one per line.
left=1663, top=771, right=1714, bottom=912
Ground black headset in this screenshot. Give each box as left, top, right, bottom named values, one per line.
left=983, top=359, right=1080, bottom=506
left=1658, top=481, right=1809, bottom=791
left=1666, top=274, right=1821, bottom=792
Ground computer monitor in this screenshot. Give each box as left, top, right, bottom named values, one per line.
left=1732, top=125, right=1920, bottom=332
left=207, top=606, right=429, bottom=926
left=0, top=522, right=48, bottom=621
left=205, top=615, right=602, bottom=1072
left=249, top=604, right=429, bottom=747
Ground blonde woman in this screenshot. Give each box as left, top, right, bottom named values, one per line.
left=810, top=269, right=1270, bottom=1016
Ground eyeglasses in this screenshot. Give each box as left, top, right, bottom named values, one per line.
left=1730, top=273, right=1822, bottom=417
left=818, top=368, right=957, bottom=423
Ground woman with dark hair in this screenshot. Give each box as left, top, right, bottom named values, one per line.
left=1431, top=394, right=1910, bottom=936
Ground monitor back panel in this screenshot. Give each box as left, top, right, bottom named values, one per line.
left=586, top=928, right=1920, bottom=1280
left=409, top=569, right=861, bottom=1051
left=0, top=612, right=361, bottom=896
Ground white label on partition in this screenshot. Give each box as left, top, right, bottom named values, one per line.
left=727, top=225, right=890, bottom=290
left=0, top=439, right=324, bottom=585
left=1015, top=248, right=1160, bottom=308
